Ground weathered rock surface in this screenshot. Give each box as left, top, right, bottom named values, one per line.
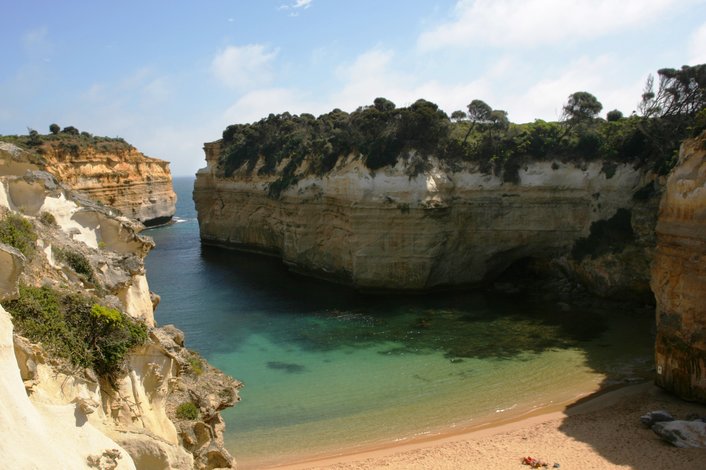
left=37, top=141, right=176, bottom=226
left=652, top=420, right=706, bottom=448
left=640, top=410, right=675, bottom=427
left=652, top=131, right=706, bottom=402
left=195, top=141, right=660, bottom=293
left=1, top=143, right=241, bottom=469
left=0, top=304, right=137, bottom=469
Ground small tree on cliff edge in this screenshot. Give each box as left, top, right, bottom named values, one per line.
left=561, top=91, right=602, bottom=138
left=463, top=99, right=492, bottom=144
left=49, top=123, right=60, bottom=134
left=562, top=91, right=603, bottom=123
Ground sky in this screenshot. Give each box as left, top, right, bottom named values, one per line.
left=1, top=0, right=705, bottom=176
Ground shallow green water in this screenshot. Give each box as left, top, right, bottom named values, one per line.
left=145, top=177, right=654, bottom=468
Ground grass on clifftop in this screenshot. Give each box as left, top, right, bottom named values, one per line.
left=5, top=285, right=148, bottom=380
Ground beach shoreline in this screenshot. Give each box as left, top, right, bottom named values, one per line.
left=251, top=382, right=706, bottom=470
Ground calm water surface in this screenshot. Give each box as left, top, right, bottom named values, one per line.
left=145, top=176, right=654, bottom=468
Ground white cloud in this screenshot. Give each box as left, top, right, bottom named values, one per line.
left=495, top=55, right=646, bottom=122
left=689, top=22, right=706, bottom=64
left=222, top=88, right=323, bottom=124
left=419, top=0, right=682, bottom=50
left=211, top=44, right=278, bottom=90
left=279, top=0, right=312, bottom=11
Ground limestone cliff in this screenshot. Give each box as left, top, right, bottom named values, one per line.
left=195, top=141, right=660, bottom=294
left=1, top=143, right=240, bottom=469
left=652, top=131, right=706, bottom=402
left=0, top=138, right=177, bottom=226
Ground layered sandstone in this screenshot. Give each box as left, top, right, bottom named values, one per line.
left=1, top=143, right=240, bottom=468
left=195, top=141, right=659, bottom=293
left=652, top=131, right=706, bottom=402
left=38, top=142, right=176, bottom=226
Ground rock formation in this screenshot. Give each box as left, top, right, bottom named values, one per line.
left=1, top=140, right=177, bottom=226
left=0, top=143, right=240, bottom=469
left=652, top=130, right=706, bottom=402
left=195, top=141, right=660, bottom=294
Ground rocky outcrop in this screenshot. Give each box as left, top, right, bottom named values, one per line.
left=1, top=143, right=240, bottom=469
left=652, top=131, right=706, bottom=402
left=195, top=141, right=660, bottom=293
left=8, top=140, right=178, bottom=226
left=0, top=303, right=137, bottom=469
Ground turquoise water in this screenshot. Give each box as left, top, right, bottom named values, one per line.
left=145, top=176, right=654, bottom=468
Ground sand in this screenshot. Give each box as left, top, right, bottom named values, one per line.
left=269, top=382, right=706, bottom=470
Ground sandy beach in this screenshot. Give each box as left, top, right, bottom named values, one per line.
left=269, top=382, right=706, bottom=470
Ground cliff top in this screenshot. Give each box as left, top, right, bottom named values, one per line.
left=0, top=126, right=167, bottom=163
left=212, top=63, right=705, bottom=198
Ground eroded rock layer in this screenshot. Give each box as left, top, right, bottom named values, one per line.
left=1, top=143, right=240, bottom=469
left=38, top=143, right=176, bottom=226
left=652, top=131, right=706, bottom=402
left=195, top=141, right=660, bottom=294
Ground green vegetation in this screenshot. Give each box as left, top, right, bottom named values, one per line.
left=176, top=402, right=199, bottom=420
left=217, top=63, right=705, bottom=197
left=5, top=285, right=148, bottom=379
left=38, top=211, right=57, bottom=226
left=0, top=124, right=133, bottom=158
left=0, top=213, right=37, bottom=257
left=187, top=354, right=204, bottom=375
left=54, top=248, right=95, bottom=283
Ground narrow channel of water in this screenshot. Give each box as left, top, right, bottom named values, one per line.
left=145, top=176, right=653, bottom=468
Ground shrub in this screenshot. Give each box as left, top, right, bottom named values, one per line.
left=0, top=213, right=37, bottom=257
left=39, top=211, right=57, bottom=226
left=176, top=402, right=199, bottom=420
left=188, top=355, right=204, bottom=375
left=5, top=286, right=148, bottom=379
left=49, top=123, right=60, bottom=134
left=55, top=248, right=94, bottom=283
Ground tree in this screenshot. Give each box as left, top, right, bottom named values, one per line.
left=606, top=109, right=623, bottom=122
left=450, top=110, right=467, bottom=122
left=463, top=99, right=492, bottom=144
left=49, top=123, right=60, bottom=134
left=562, top=91, right=603, bottom=123
left=639, top=64, right=706, bottom=118
left=489, top=109, right=509, bottom=131
left=373, top=97, right=396, bottom=112
left=61, top=126, right=79, bottom=135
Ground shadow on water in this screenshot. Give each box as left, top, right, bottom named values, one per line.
left=197, top=243, right=648, bottom=368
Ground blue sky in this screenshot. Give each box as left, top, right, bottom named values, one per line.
left=1, top=0, right=705, bottom=176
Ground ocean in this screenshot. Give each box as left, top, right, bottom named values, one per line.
left=145, top=176, right=654, bottom=468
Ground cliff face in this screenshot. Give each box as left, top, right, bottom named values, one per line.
left=652, top=131, right=706, bottom=402
left=195, top=141, right=659, bottom=293
left=38, top=143, right=177, bottom=226
left=0, top=143, right=240, bottom=469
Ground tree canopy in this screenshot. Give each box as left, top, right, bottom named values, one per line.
left=215, top=63, right=705, bottom=197
left=562, top=91, right=603, bottom=123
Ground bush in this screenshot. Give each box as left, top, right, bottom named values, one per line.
left=188, top=355, right=204, bottom=375
left=49, top=124, right=60, bottom=134
left=0, top=213, right=37, bottom=257
left=39, top=211, right=57, bottom=226
left=5, top=286, right=148, bottom=379
left=176, top=402, right=199, bottom=420
left=55, top=248, right=94, bottom=283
